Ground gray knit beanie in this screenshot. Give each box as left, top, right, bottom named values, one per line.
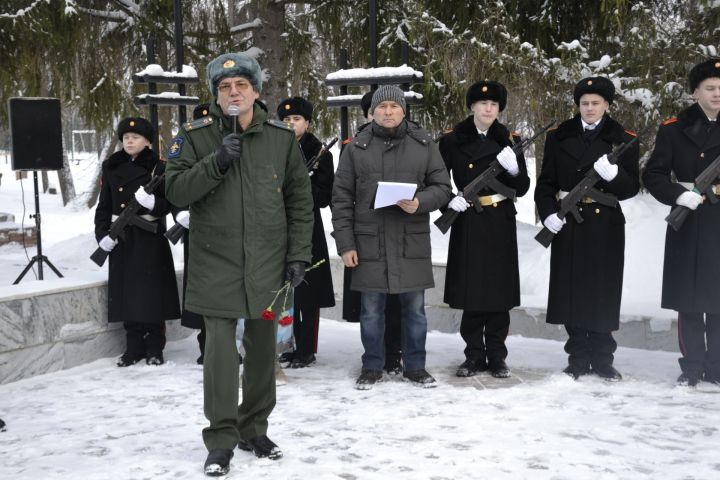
left=370, top=85, right=406, bottom=115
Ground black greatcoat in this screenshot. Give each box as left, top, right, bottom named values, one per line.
left=295, top=132, right=336, bottom=309
left=643, top=104, right=720, bottom=313
left=534, top=114, right=640, bottom=332
left=439, top=116, right=530, bottom=311
left=94, top=147, right=181, bottom=324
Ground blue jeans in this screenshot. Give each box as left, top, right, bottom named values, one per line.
left=360, top=291, right=427, bottom=371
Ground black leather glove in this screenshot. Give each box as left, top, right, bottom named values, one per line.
left=285, top=262, right=306, bottom=288
left=215, top=133, right=243, bottom=172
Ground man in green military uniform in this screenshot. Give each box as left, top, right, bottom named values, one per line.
left=165, top=52, right=313, bottom=476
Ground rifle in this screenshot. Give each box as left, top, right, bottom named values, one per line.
left=307, top=137, right=338, bottom=174
left=665, top=152, right=720, bottom=231
left=534, top=126, right=649, bottom=248
left=434, top=121, right=555, bottom=234
left=90, top=174, right=164, bottom=266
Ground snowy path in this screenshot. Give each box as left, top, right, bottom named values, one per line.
left=1, top=320, right=718, bottom=480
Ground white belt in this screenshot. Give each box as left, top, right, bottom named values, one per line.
left=112, top=214, right=159, bottom=222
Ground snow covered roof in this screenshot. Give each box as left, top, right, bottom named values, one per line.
left=134, top=92, right=200, bottom=106
left=133, top=64, right=199, bottom=84
left=324, top=65, right=423, bottom=87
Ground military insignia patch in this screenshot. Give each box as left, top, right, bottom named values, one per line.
left=168, top=137, right=184, bottom=159
left=223, top=59, right=235, bottom=68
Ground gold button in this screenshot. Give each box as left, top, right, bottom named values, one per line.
left=120, top=203, right=126, bottom=208
left=700, top=153, right=704, bottom=158
left=469, top=164, right=474, bottom=169
left=595, top=208, right=600, bottom=214
left=118, top=187, right=123, bottom=192
left=273, top=174, right=278, bottom=179
left=277, top=188, right=281, bottom=193
left=492, top=202, right=497, bottom=207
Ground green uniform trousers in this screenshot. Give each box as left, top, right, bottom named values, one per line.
left=202, top=316, right=277, bottom=450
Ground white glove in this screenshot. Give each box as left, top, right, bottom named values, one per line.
left=497, top=146, right=519, bottom=176
left=448, top=196, right=470, bottom=212
left=543, top=213, right=566, bottom=234
left=99, top=235, right=118, bottom=252
left=134, top=187, right=155, bottom=210
left=676, top=191, right=703, bottom=210
left=176, top=210, right=190, bottom=228
left=593, top=154, right=618, bottom=182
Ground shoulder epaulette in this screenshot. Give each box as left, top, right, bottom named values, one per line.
left=266, top=119, right=294, bottom=131
left=184, top=116, right=214, bottom=131
left=624, top=129, right=637, bottom=137
left=662, top=117, right=678, bottom=126
left=342, top=137, right=353, bottom=145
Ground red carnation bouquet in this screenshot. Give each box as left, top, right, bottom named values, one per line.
left=261, top=259, right=327, bottom=325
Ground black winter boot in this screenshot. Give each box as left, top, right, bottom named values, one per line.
left=238, top=435, right=283, bottom=460
left=204, top=448, right=233, bottom=476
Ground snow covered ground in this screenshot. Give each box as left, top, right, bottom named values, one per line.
left=1, top=320, right=719, bottom=480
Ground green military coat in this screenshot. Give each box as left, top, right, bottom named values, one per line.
left=165, top=101, right=313, bottom=319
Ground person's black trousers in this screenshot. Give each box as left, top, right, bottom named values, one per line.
left=460, top=311, right=510, bottom=362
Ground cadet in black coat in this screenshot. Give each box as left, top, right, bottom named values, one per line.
left=94, top=117, right=181, bottom=366
left=643, top=59, right=720, bottom=386
left=439, top=81, right=530, bottom=379
left=535, top=77, right=640, bottom=381
left=276, top=97, right=335, bottom=368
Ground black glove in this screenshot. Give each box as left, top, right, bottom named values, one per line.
left=215, top=133, right=243, bottom=172
left=285, top=262, right=306, bottom=288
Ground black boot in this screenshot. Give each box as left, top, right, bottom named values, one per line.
left=592, top=364, right=622, bottom=381
left=403, top=369, right=437, bottom=388
left=204, top=448, right=233, bottom=476
left=146, top=353, right=164, bottom=366
left=355, top=369, right=383, bottom=390
left=488, top=359, right=511, bottom=378
left=677, top=371, right=700, bottom=387
left=290, top=353, right=316, bottom=368
left=563, top=363, right=591, bottom=380
left=278, top=351, right=294, bottom=368
left=116, top=353, right=143, bottom=367
left=237, top=435, right=283, bottom=460
left=456, top=358, right=488, bottom=377
left=384, top=355, right=402, bottom=375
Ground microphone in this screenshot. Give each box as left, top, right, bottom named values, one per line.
left=227, top=105, right=239, bottom=134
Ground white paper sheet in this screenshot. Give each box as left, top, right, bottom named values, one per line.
left=373, top=181, right=417, bottom=209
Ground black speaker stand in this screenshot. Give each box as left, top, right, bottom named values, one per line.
left=13, top=171, right=63, bottom=284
